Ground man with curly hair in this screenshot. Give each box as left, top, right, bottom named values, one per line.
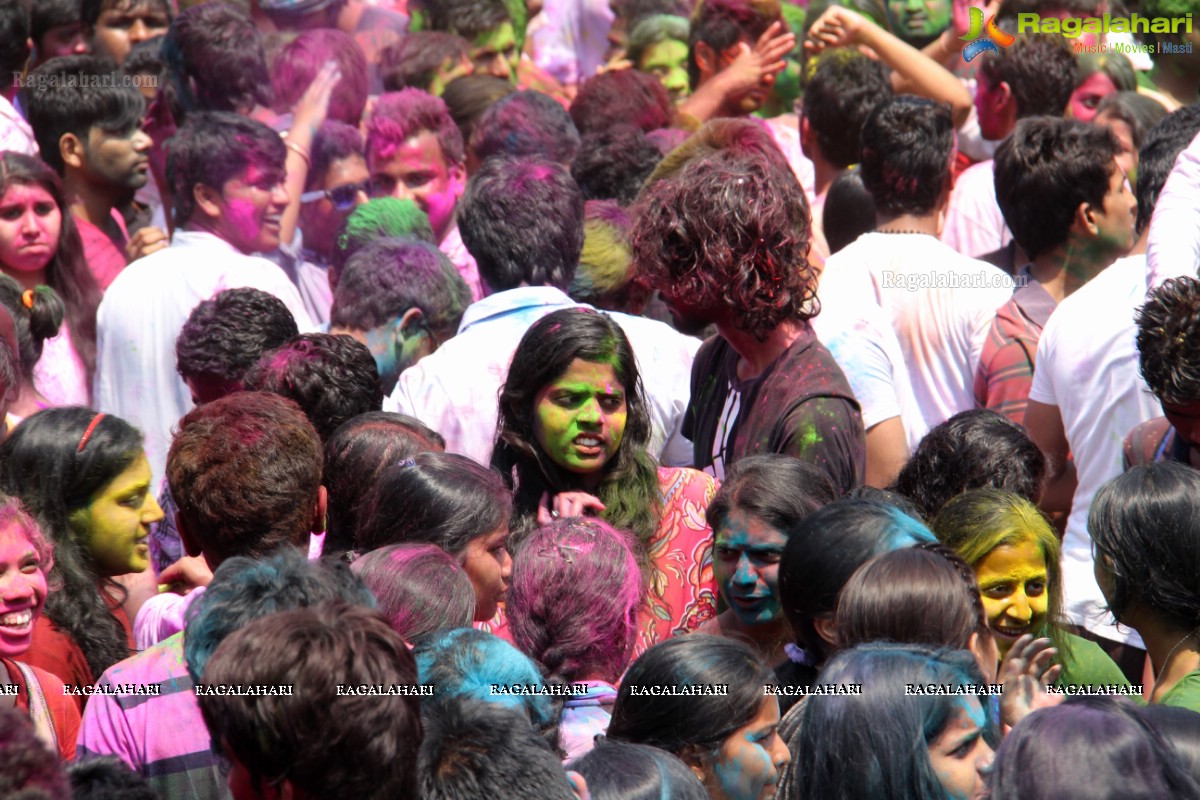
left=633, top=144, right=865, bottom=491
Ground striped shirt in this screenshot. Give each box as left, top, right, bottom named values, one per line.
left=76, top=633, right=227, bottom=800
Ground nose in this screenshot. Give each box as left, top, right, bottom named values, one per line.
left=270, top=183, right=290, bottom=208
left=19, top=211, right=40, bottom=236
left=144, top=493, right=165, bottom=524
left=1005, top=592, right=1033, bottom=623
left=353, top=187, right=369, bottom=208
left=976, top=740, right=995, bottom=778
left=129, top=19, right=151, bottom=43
left=500, top=550, right=513, bottom=579
left=133, top=129, right=153, bottom=152
left=577, top=398, right=601, bottom=424
left=488, top=56, right=511, bottom=81
left=0, top=571, right=35, bottom=602
left=732, top=553, right=757, bottom=587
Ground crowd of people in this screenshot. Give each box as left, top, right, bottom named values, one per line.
left=0, top=0, right=1199, bottom=796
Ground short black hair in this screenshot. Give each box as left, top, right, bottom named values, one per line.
left=860, top=96, right=954, bottom=218
left=571, top=125, right=663, bottom=206
left=175, top=287, right=300, bottom=383
left=0, top=1, right=31, bottom=76
left=30, top=0, right=81, bottom=50
left=380, top=31, right=472, bottom=93
left=66, top=757, right=157, bottom=800
left=243, top=333, right=385, bottom=441
left=469, top=90, right=581, bottom=166
left=823, top=165, right=876, bottom=254
left=802, top=49, right=892, bottom=169
left=24, top=54, right=146, bottom=174
left=458, top=156, right=584, bottom=293
left=419, top=697, right=577, bottom=800
left=440, top=74, right=515, bottom=147
left=1134, top=105, right=1200, bottom=237
left=308, top=120, right=364, bottom=193
left=330, top=238, right=470, bottom=335
left=160, top=0, right=270, bottom=117
left=82, top=0, right=170, bottom=30
left=978, top=33, right=1075, bottom=120
left=994, top=116, right=1120, bottom=260
left=889, top=409, right=1046, bottom=520
left=425, top=0, right=510, bottom=40
left=166, top=110, right=286, bottom=227
left=1137, top=277, right=1200, bottom=405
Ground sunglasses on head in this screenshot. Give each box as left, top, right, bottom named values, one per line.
left=299, top=179, right=370, bottom=211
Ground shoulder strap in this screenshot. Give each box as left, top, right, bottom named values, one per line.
left=12, top=661, right=59, bottom=754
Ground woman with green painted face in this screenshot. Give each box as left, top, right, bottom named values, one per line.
left=492, top=307, right=718, bottom=657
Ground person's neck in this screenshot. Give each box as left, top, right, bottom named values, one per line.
left=715, top=318, right=806, bottom=382
left=1142, top=615, right=1200, bottom=703
left=1032, top=241, right=1116, bottom=304
left=876, top=212, right=939, bottom=237
left=66, top=177, right=118, bottom=230
left=1128, top=229, right=1148, bottom=258
left=812, top=158, right=843, bottom=199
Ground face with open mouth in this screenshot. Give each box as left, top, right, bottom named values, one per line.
left=0, top=521, right=48, bottom=658
left=974, top=536, right=1049, bottom=658
left=532, top=359, right=627, bottom=484
left=714, top=508, right=787, bottom=627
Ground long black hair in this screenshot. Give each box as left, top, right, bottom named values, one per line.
left=492, top=308, right=660, bottom=554
left=0, top=407, right=144, bottom=678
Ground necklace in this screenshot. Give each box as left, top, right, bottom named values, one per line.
left=875, top=228, right=930, bottom=235
left=1162, top=627, right=1200, bottom=671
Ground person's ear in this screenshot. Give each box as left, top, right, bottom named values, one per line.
left=59, top=132, right=87, bottom=171
left=176, top=511, right=202, bottom=558
left=449, top=160, right=467, bottom=197
left=813, top=615, right=838, bottom=648
left=995, top=80, right=1014, bottom=113
left=1076, top=198, right=1101, bottom=237
left=694, top=41, right=718, bottom=80
left=799, top=113, right=815, bottom=158
left=396, top=307, right=425, bottom=340
left=193, top=183, right=224, bottom=220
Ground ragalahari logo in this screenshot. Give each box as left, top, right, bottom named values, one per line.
left=961, top=7, right=1016, bottom=61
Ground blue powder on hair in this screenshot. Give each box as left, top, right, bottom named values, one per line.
left=883, top=506, right=937, bottom=548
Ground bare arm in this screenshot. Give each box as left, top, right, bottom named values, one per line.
left=1024, top=399, right=1077, bottom=523
left=279, top=61, right=340, bottom=250
left=805, top=5, right=973, bottom=128
left=676, top=21, right=795, bottom=124
left=864, top=416, right=909, bottom=489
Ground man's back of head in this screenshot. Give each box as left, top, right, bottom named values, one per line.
left=860, top=96, right=955, bottom=221
left=160, top=1, right=270, bottom=118
left=458, top=156, right=584, bottom=294
left=976, top=33, right=1075, bottom=140
left=469, top=89, right=581, bottom=167
left=801, top=49, right=892, bottom=170
left=166, top=390, right=322, bottom=568
left=419, top=696, right=577, bottom=800
left=198, top=600, right=421, bottom=800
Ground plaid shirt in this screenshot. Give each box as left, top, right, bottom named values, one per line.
left=974, top=275, right=1057, bottom=426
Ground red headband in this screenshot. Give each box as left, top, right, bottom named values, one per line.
left=77, top=413, right=106, bottom=453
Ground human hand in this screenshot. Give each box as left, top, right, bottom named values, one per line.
left=718, top=20, right=795, bottom=95
left=803, top=5, right=870, bottom=55
left=998, top=635, right=1064, bottom=730
left=291, top=60, right=342, bottom=139
left=125, top=226, right=169, bottom=262
left=536, top=491, right=607, bottom=526
left=157, top=554, right=214, bottom=595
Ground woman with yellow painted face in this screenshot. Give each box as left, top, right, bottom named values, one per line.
left=0, top=407, right=163, bottom=706
left=933, top=487, right=1129, bottom=692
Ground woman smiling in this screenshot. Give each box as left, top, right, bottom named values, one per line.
left=934, top=488, right=1128, bottom=690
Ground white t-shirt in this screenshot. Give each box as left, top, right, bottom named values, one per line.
left=1027, top=254, right=1158, bottom=646
left=1147, top=129, right=1200, bottom=290
left=821, top=232, right=1013, bottom=443
left=95, top=230, right=315, bottom=486
left=941, top=159, right=1013, bottom=258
